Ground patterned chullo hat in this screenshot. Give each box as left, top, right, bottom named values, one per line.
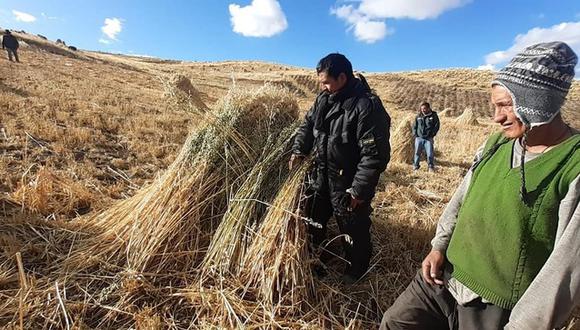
left=492, top=41, right=577, bottom=128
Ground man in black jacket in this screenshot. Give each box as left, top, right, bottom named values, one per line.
left=2, top=30, right=20, bottom=63
left=290, top=53, right=390, bottom=284
left=412, top=102, right=440, bottom=171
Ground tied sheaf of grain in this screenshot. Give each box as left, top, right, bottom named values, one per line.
left=1, top=32, right=579, bottom=329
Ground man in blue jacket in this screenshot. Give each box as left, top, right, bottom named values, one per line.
left=412, top=102, right=440, bottom=171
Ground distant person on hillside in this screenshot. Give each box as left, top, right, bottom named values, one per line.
left=412, top=102, right=440, bottom=171
left=290, top=53, right=391, bottom=284
left=2, top=30, right=19, bottom=63
left=381, top=42, right=580, bottom=330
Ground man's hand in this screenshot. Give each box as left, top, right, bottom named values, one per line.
left=345, top=188, right=364, bottom=211
left=421, top=250, right=445, bottom=286
left=349, top=196, right=364, bottom=211
left=288, top=154, right=305, bottom=170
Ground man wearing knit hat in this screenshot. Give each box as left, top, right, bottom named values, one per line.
left=381, top=41, right=579, bottom=330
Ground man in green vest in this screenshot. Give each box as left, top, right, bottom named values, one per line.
left=381, top=42, right=580, bottom=330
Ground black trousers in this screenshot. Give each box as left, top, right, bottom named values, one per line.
left=304, top=188, right=373, bottom=278
left=381, top=271, right=511, bottom=330
left=7, top=48, right=19, bottom=62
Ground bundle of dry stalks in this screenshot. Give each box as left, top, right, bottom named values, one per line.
left=390, top=115, right=415, bottom=164
left=200, top=125, right=297, bottom=277
left=65, top=85, right=298, bottom=275
left=187, top=161, right=316, bottom=327
left=239, top=161, right=314, bottom=314
left=163, top=74, right=209, bottom=112
left=454, top=107, right=479, bottom=126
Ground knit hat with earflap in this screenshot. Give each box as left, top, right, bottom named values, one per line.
left=490, top=42, right=577, bottom=204
left=492, top=41, right=577, bottom=128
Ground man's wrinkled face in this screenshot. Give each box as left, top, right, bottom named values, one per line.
left=491, top=85, right=527, bottom=138
left=318, top=71, right=347, bottom=94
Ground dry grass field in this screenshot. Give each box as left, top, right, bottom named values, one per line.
left=0, top=31, right=579, bottom=329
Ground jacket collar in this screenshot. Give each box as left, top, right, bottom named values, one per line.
left=325, top=79, right=364, bottom=120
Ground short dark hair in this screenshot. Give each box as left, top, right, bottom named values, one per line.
left=420, top=102, right=430, bottom=109
left=316, top=53, right=354, bottom=80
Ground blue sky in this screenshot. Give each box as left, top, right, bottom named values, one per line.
left=1, top=0, right=579, bottom=72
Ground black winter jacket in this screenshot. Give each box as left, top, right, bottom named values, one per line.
left=2, top=34, right=18, bottom=50
left=293, top=78, right=390, bottom=201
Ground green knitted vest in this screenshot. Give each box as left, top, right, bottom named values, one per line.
left=447, top=132, right=580, bottom=310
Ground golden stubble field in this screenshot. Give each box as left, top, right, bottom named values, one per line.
left=0, top=32, right=579, bottom=328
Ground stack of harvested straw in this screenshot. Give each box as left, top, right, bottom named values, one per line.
left=200, top=125, right=298, bottom=277
left=185, top=160, right=316, bottom=327
left=390, top=115, right=415, bottom=164
left=65, top=85, right=298, bottom=274
left=239, top=160, right=315, bottom=314
left=163, top=74, right=209, bottom=112
left=454, top=107, right=479, bottom=126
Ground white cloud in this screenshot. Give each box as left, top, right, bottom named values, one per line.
left=332, top=5, right=391, bottom=43
left=357, top=0, right=470, bottom=20
left=98, top=38, right=112, bottom=45
left=101, top=17, right=123, bottom=41
left=354, top=20, right=390, bottom=43
left=125, top=51, right=156, bottom=58
left=483, top=21, right=580, bottom=67
left=477, top=64, right=495, bottom=71
left=332, top=0, right=469, bottom=43
left=12, top=10, right=36, bottom=23
left=229, top=0, right=288, bottom=37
